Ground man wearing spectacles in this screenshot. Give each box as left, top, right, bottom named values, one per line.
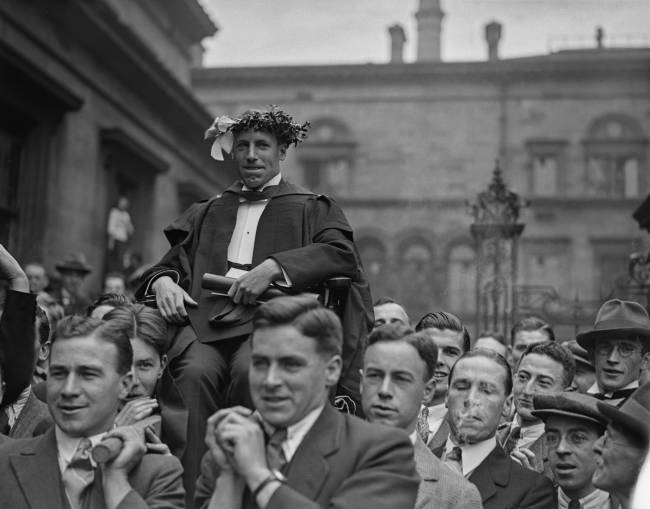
left=577, top=300, right=650, bottom=407
left=532, top=392, right=610, bottom=509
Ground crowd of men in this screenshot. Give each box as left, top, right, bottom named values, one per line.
left=0, top=106, right=648, bottom=509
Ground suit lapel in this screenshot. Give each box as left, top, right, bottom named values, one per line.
left=428, top=413, right=450, bottom=454
left=469, top=444, right=511, bottom=504
left=283, top=405, right=340, bottom=501
left=10, top=429, right=67, bottom=509
left=413, top=436, right=438, bottom=482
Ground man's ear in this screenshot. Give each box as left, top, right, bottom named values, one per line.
left=641, top=350, right=650, bottom=371
left=325, top=355, right=343, bottom=388
left=159, top=354, right=168, bottom=379
left=279, top=145, right=288, bottom=161
left=502, top=394, right=514, bottom=419
left=38, top=342, right=50, bottom=362
left=422, top=377, right=437, bottom=407
left=119, top=370, right=134, bottom=400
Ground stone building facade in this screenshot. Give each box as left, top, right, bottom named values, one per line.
left=193, top=3, right=650, bottom=336
left=0, top=0, right=234, bottom=291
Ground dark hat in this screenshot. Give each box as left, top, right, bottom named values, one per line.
left=576, top=299, right=650, bottom=349
left=598, top=382, right=650, bottom=447
left=561, top=340, right=594, bottom=370
left=55, top=253, right=92, bottom=275
left=532, top=391, right=606, bottom=428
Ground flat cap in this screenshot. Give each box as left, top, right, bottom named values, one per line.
left=532, top=391, right=606, bottom=428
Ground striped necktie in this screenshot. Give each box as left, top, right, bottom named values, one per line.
left=62, top=438, right=95, bottom=509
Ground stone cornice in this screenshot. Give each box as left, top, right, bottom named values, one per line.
left=193, top=50, right=650, bottom=86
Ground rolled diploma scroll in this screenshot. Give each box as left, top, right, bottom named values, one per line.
left=91, top=415, right=162, bottom=463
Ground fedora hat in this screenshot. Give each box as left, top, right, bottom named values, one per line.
left=598, top=382, right=650, bottom=447
left=55, top=253, right=92, bottom=275
left=532, top=391, right=606, bottom=429
left=576, top=299, right=650, bottom=349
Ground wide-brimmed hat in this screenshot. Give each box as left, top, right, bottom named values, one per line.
left=532, top=391, right=606, bottom=428
left=598, top=382, right=650, bottom=447
left=55, top=253, right=92, bottom=275
left=576, top=299, right=650, bottom=349
left=561, top=340, right=594, bottom=369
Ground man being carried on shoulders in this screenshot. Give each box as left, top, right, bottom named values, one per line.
left=137, top=107, right=372, bottom=501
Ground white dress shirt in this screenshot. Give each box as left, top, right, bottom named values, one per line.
left=509, top=414, right=546, bottom=450
left=443, top=435, right=497, bottom=478
left=586, top=380, right=639, bottom=397
left=55, top=426, right=107, bottom=473
left=424, top=402, right=447, bottom=441
left=558, top=487, right=611, bottom=509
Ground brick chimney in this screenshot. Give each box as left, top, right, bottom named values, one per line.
left=485, top=21, right=502, bottom=61
left=388, top=24, right=407, bottom=63
left=415, top=0, right=444, bottom=62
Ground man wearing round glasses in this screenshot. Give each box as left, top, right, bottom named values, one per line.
left=577, top=299, right=650, bottom=406
left=532, top=392, right=609, bottom=509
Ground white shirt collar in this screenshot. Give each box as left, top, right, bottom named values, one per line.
left=260, top=404, right=324, bottom=463
left=55, top=426, right=107, bottom=471
left=444, top=435, right=497, bottom=477
left=587, top=380, right=639, bottom=396
left=241, top=172, right=282, bottom=192
left=511, top=414, right=546, bottom=447
left=409, top=430, right=417, bottom=445
left=558, top=486, right=611, bottom=509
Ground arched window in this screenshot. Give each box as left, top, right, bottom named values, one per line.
left=447, top=244, right=477, bottom=314
left=398, top=237, right=434, bottom=320
left=298, top=118, right=356, bottom=196
left=583, top=114, right=647, bottom=198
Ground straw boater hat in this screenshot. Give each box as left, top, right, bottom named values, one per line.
left=597, top=382, right=650, bottom=447
left=532, top=391, right=606, bottom=429
left=55, top=253, right=92, bottom=275
left=576, top=299, right=650, bottom=350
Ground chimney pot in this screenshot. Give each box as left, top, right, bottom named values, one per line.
left=388, top=24, right=407, bottom=63
left=485, top=21, right=503, bottom=61
left=415, top=0, right=444, bottom=62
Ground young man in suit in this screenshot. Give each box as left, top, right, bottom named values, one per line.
left=195, top=295, right=419, bottom=509
left=361, top=323, right=483, bottom=509
left=415, top=310, right=471, bottom=450
left=500, top=341, right=575, bottom=477
left=532, top=392, right=610, bottom=509
left=137, top=107, right=372, bottom=501
left=0, top=315, right=185, bottom=509
left=443, top=349, right=556, bottom=509
left=577, top=299, right=650, bottom=406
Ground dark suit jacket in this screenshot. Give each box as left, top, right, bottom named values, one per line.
left=468, top=443, right=556, bottom=509
left=0, top=289, right=36, bottom=407
left=0, top=428, right=185, bottom=509
left=195, top=404, right=420, bottom=509
left=9, top=389, right=52, bottom=438
left=497, top=420, right=554, bottom=480
left=413, top=435, right=483, bottom=509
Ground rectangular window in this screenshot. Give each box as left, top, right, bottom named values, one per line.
left=525, top=140, right=567, bottom=197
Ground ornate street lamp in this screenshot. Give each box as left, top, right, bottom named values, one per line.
left=469, top=161, right=528, bottom=337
